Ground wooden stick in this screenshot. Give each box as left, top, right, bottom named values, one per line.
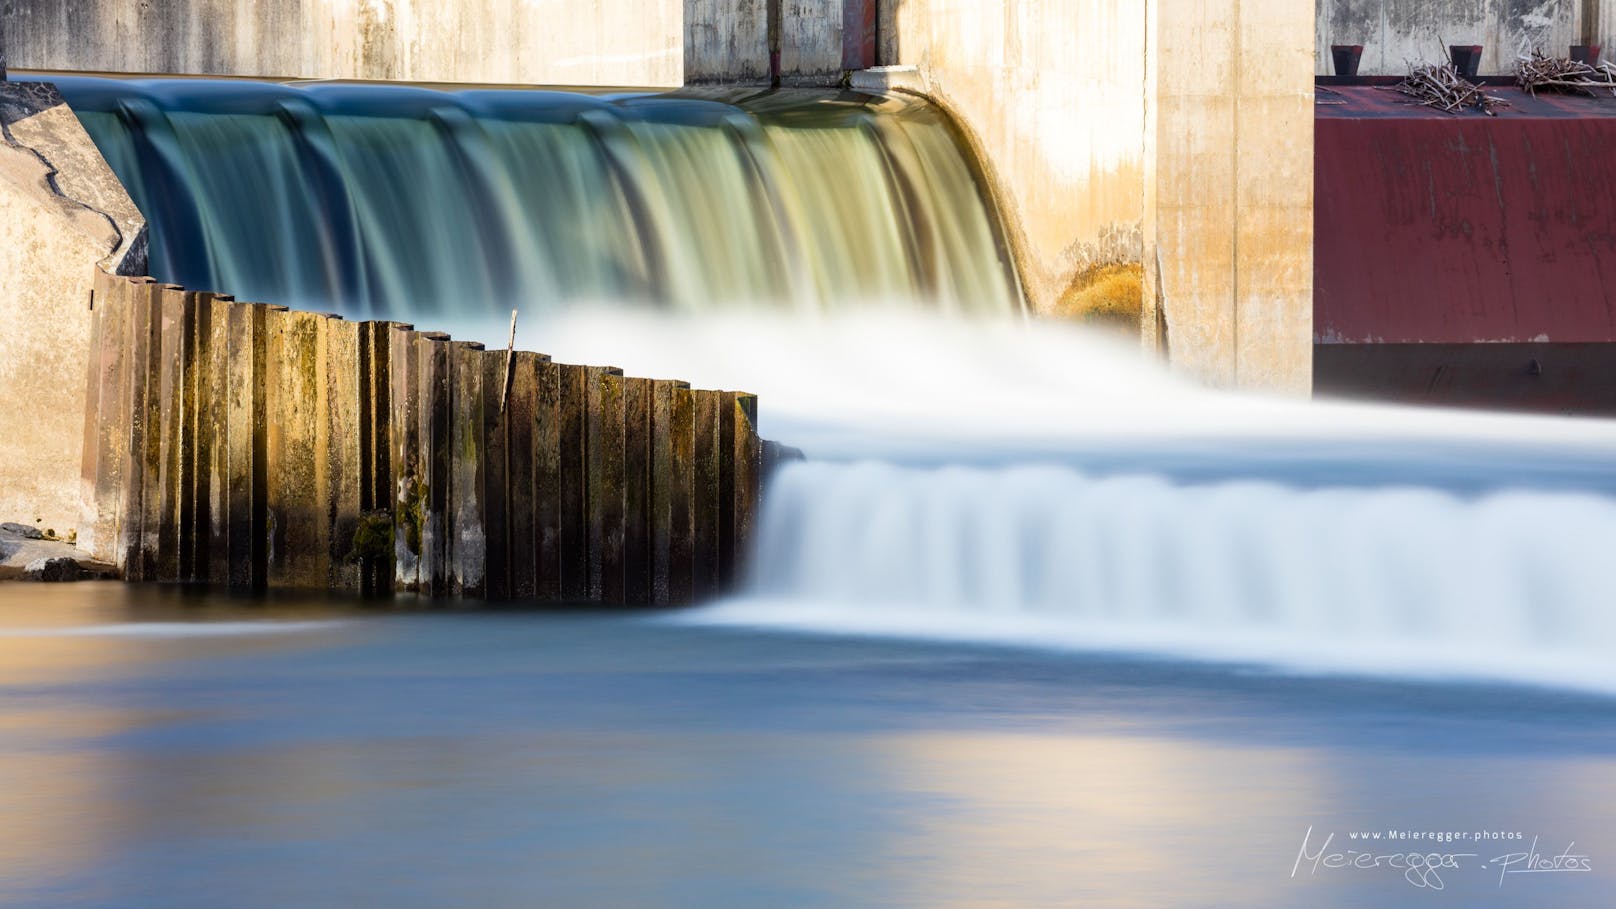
left=500, top=307, right=517, bottom=415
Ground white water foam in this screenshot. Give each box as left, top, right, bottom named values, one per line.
left=676, top=459, right=1616, bottom=694
left=521, top=307, right=1616, bottom=462
left=525, top=308, right=1616, bottom=693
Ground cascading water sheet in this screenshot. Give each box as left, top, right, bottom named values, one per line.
left=42, top=76, right=1021, bottom=322
left=42, top=73, right=1616, bottom=697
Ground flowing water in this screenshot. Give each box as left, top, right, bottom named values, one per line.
left=8, top=75, right=1616, bottom=906
left=44, top=76, right=1018, bottom=319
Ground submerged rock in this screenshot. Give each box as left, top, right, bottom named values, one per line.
left=0, top=522, right=44, bottom=540
left=22, top=557, right=85, bottom=582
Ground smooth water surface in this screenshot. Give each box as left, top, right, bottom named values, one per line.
left=2, top=584, right=1613, bottom=908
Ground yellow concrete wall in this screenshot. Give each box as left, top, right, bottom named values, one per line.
left=0, top=185, right=109, bottom=538
left=1233, top=0, right=1314, bottom=393
left=1142, top=0, right=1314, bottom=393
left=887, top=0, right=1148, bottom=315
left=0, top=83, right=146, bottom=538
left=883, top=0, right=1312, bottom=393
left=7, top=0, right=683, bottom=86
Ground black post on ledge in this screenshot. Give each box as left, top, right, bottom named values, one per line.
left=1449, top=44, right=1483, bottom=78
left=1331, top=45, right=1363, bottom=77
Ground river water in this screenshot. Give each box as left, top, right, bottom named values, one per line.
left=3, top=584, right=1615, bottom=908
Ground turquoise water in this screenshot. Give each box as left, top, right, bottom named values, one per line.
left=39, top=76, right=1020, bottom=322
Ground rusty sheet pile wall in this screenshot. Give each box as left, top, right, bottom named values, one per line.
left=79, top=270, right=763, bottom=603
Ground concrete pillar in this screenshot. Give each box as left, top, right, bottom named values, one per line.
left=685, top=0, right=773, bottom=82
left=1144, top=0, right=1313, bottom=394
left=780, top=0, right=844, bottom=84
left=1598, top=0, right=1615, bottom=61
left=687, top=0, right=879, bottom=84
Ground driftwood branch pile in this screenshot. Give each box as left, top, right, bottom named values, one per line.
left=1393, top=62, right=1509, bottom=115
left=1515, top=51, right=1616, bottom=97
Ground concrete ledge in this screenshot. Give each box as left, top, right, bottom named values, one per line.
left=849, top=65, right=929, bottom=94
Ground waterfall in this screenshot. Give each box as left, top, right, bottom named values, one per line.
left=675, top=456, right=1616, bottom=692
left=43, top=76, right=1020, bottom=322
left=41, top=74, right=1616, bottom=694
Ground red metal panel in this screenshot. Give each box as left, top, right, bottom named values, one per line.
left=1315, top=87, right=1616, bottom=344
left=842, top=0, right=877, bottom=71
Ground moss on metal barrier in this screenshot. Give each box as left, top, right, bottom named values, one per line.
left=79, top=269, right=766, bottom=604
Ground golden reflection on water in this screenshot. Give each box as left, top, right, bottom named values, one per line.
left=0, top=583, right=345, bottom=902
left=869, top=731, right=1326, bottom=908
left=0, top=629, right=154, bottom=903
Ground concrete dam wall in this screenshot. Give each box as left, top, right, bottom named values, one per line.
left=1316, top=0, right=1614, bottom=76
left=81, top=269, right=765, bottom=600
left=5, top=0, right=683, bottom=86
left=12, top=0, right=1605, bottom=401
left=686, top=0, right=1316, bottom=395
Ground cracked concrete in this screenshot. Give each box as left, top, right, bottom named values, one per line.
left=0, top=80, right=148, bottom=541
left=0, top=82, right=145, bottom=274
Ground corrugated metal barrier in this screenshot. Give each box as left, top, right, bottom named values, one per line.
left=78, top=269, right=767, bottom=603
